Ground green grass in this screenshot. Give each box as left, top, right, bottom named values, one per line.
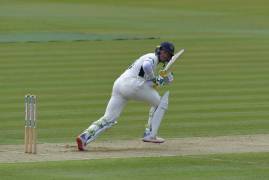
left=1, top=0, right=269, bottom=144
left=1, top=0, right=269, bottom=179
left=1, top=153, right=269, bottom=180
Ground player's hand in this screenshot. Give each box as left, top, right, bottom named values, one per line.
left=163, top=72, right=174, bottom=84
left=156, top=75, right=165, bottom=86
left=152, top=76, right=165, bottom=88
left=159, top=70, right=174, bottom=82
left=152, top=73, right=174, bottom=88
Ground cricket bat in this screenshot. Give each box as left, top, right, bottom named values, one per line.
left=159, top=49, right=185, bottom=77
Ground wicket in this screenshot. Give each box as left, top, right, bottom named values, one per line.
left=24, top=94, right=37, bottom=154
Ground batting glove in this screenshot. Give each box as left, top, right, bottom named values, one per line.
left=152, top=76, right=165, bottom=87
left=163, top=72, right=174, bottom=84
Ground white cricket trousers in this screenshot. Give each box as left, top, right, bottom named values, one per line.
left=103, top=75, right=161, bottom=123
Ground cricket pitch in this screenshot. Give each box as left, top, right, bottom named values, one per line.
left=1, top=134, right=269, bottom=163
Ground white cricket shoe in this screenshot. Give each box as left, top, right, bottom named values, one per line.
left=142, top=135, right=165, bottom=143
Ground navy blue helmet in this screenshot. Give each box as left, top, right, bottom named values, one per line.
left=155, top=42, right=175, bottom=57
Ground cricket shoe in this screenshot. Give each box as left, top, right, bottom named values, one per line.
left=142, top=135, right=165, bottom=143
left=76, top=134, right=87, bottom=151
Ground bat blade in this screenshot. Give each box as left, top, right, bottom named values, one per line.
left=164, top=49, right=185, bottom=72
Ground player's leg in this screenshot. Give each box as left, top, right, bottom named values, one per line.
left=113, top=76, right=167, bottom=143
left=130, top=83, right=161, bottom=107
left=76, top=95, right=127, bottom=150
left=128, top=83, right=169, bottom=143
left=142, top=91, right=169, bottom=143
left=143, top=106, right=157, bottom=137
left=76, top=77, right=127, bottom=150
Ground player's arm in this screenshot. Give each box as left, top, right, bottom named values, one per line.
left=142, top=60, right=155, bottom=80
left=143, top=59, right=167, bottom=87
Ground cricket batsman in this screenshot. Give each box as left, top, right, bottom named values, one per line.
left=76, top=42, right=179, bottom=151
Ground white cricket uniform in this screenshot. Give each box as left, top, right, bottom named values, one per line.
left=103, top=53, right=161, bottom=123
left=80, top=52, right=171, bottom=146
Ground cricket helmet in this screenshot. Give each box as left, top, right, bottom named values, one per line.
left=155, top=42, right=175, bottom=57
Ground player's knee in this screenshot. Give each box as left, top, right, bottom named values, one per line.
left=152, top=91, right=168, bottom=108
left=103, top=111, right=120, bottom=123
left=151, top=98, right=161, bottom=107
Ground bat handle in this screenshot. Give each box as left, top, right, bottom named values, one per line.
left=159, top=70, right=168, bottom=77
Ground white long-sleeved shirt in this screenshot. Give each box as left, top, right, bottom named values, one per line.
left=122, top=53, right=159, bottom=80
